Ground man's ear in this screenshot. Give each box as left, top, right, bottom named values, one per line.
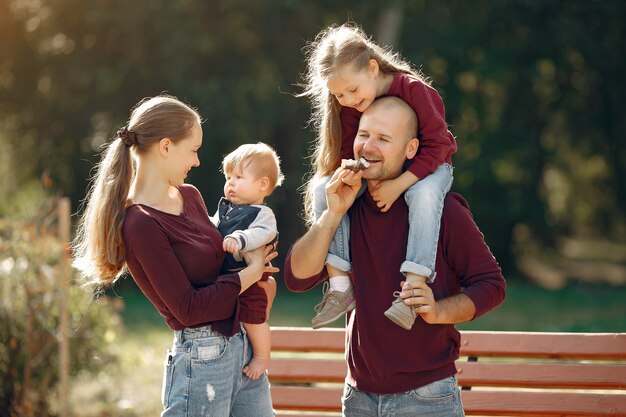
left=158, top=138, right=172, bottom=157
left=406, top=138, right=419, bottom=160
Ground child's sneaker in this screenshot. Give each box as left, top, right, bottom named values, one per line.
left=311, top=282, right=356, bottom=329
left=384, top=291, right=415, bottom=330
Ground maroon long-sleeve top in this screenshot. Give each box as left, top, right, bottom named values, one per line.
left=284, top=192, right=506, bottom=394
left=341, top=73, right=457, bottom=180
left=122, top=184, right=242, bottom=336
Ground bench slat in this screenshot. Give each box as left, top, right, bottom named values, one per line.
left=272, top=387, right=626, bottom=416
left=270, top=359, right=345, bottom=383
left=461, top=331, right=626, bottom=360
left=271, top=386, right=342, bottom=411
left=270, top=359, right=626, bottom=390
left=272, top=327, right=344, bottom=352
left=272, top=328, right=626, bottom=360
left=457, top=362, right=626, bottom=389
left=462, top=390, right=626, bottom=416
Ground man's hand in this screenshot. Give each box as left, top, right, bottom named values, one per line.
left=399, top=281, right=439, bottom=324
left=325, top=167, right=364, bottom=216
left=368, top=177, right=405, bottom=212
left=399, top=281, right=477, bottom=325
left=223, top=236, right=241, bottom=254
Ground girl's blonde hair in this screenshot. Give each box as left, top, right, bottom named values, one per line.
left=221, top=142, right=284, bottom=193
left=72, top=95, right=201, bottom=286
left=299, top=23, right=427, bottom=224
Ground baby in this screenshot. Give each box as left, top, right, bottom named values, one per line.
left=214, top=142, right=284, bottom=379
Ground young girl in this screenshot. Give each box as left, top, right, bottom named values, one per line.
left=301, top=23, right=456, bottom=330
left=72, top=95, right=276, bottom=416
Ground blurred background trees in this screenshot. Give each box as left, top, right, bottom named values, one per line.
left=1, top=1, right=625, bottom=415
left=1, top=0, right=624, bottom=285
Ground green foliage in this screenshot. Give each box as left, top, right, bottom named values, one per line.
left=0, top=193, right=121, bottom=417
left=0, top=0, right=624, bottom=277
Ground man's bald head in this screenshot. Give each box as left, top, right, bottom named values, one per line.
left=353, top=96, right=420, bottom=182
left=365, top=96, right=418, bottom=143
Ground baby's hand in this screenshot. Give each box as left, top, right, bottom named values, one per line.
left=223, top=236, right=241, bottom=254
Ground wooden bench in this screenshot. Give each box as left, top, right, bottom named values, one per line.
left=269, top=327, right=626, bottom=417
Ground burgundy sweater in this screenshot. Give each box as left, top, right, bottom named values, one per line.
left=122, top=184, right=242, bottom=336
left=284, top=192, right=506, bottom=394
left=341, top=73, right=457, bottom=180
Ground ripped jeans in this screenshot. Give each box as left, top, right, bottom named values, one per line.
left=161, top=325, right=274, bottom=417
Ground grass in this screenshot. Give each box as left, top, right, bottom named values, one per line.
left=70, top=278, right=626, bottom=416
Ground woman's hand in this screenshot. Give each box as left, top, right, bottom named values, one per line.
left=239, top=245, right=279, bottom=294
left=242, top=245, right=278, bottom=272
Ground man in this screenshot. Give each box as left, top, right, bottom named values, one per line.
left=284, top=97, right=506, bottom=416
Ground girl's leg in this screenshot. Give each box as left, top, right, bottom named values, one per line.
left=241, top=322, right=270, bottom=380
left=311, top=176, right=360, bottom=328
left=402, top=163, right=454, bottom=282
left=385, top=163, right=453, bottom=330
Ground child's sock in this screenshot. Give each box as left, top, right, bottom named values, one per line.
left=329, top=275, right=351, bottom=292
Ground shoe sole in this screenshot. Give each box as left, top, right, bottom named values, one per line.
left=311, top=300, right=356, bottom=329
left=384, top=309, right=414, bottom=330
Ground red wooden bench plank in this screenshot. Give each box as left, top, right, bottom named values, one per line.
left=460, top=331, right=626, bottom=360
left=462, top=390, right=626, bottom=416
left=271, top=360, right=626, bottom=390
left=270, top=359, right=346, bottom=383
left=271, top=327, right=344, bottom=352
left=275, top=413, right=340, bottom=417
left=457, top=362, right=626, bottom=389
left=272, top=387, right=626, bottom=416
left=271, top=386, right=342, bottom=411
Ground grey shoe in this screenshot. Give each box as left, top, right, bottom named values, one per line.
left=311, top=282, right=356, bottom=329
left=384, top=291, right=415, bottom=330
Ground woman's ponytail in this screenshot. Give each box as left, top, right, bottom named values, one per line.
left=72, top=136, right=134, bottom=286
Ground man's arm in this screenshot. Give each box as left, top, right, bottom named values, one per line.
left=290, top=168, right=363, bottom=278
left=290, top=209, right=343, bottom=278
left=399, top=194, right=506, bottom=323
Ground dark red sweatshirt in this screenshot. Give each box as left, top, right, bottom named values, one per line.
left=122, top=184, right=242, bottom=336
left=341, top=72, right=457, bottom=180
left=284, top=192, right=506, bottom=394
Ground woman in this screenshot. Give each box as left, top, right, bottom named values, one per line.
left=73, top=95, right=276, bottom=416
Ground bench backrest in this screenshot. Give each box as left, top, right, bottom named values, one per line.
left=269, top=327, right=626, bottom=417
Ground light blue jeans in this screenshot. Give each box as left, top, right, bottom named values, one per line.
left=312, top=163, right=453, bottom=282
left=161, top=325, right=274, bottom=417
left=342, top=376, right=465, bottom=417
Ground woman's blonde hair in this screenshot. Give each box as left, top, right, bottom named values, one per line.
left=72, top=95, right=201, bottom=286
left=221, top=142, right=284, bottom=193
left=299, top=23, right=427, bottom=224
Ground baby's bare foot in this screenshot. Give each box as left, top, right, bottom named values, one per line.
left=242, top=356, right=268, bottom=380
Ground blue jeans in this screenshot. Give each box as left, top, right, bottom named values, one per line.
left=312, top=163, right=454, bottom=282
left=161, top=325, right=274, bottom=417
left=342, top=376, right=465, bottom=417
